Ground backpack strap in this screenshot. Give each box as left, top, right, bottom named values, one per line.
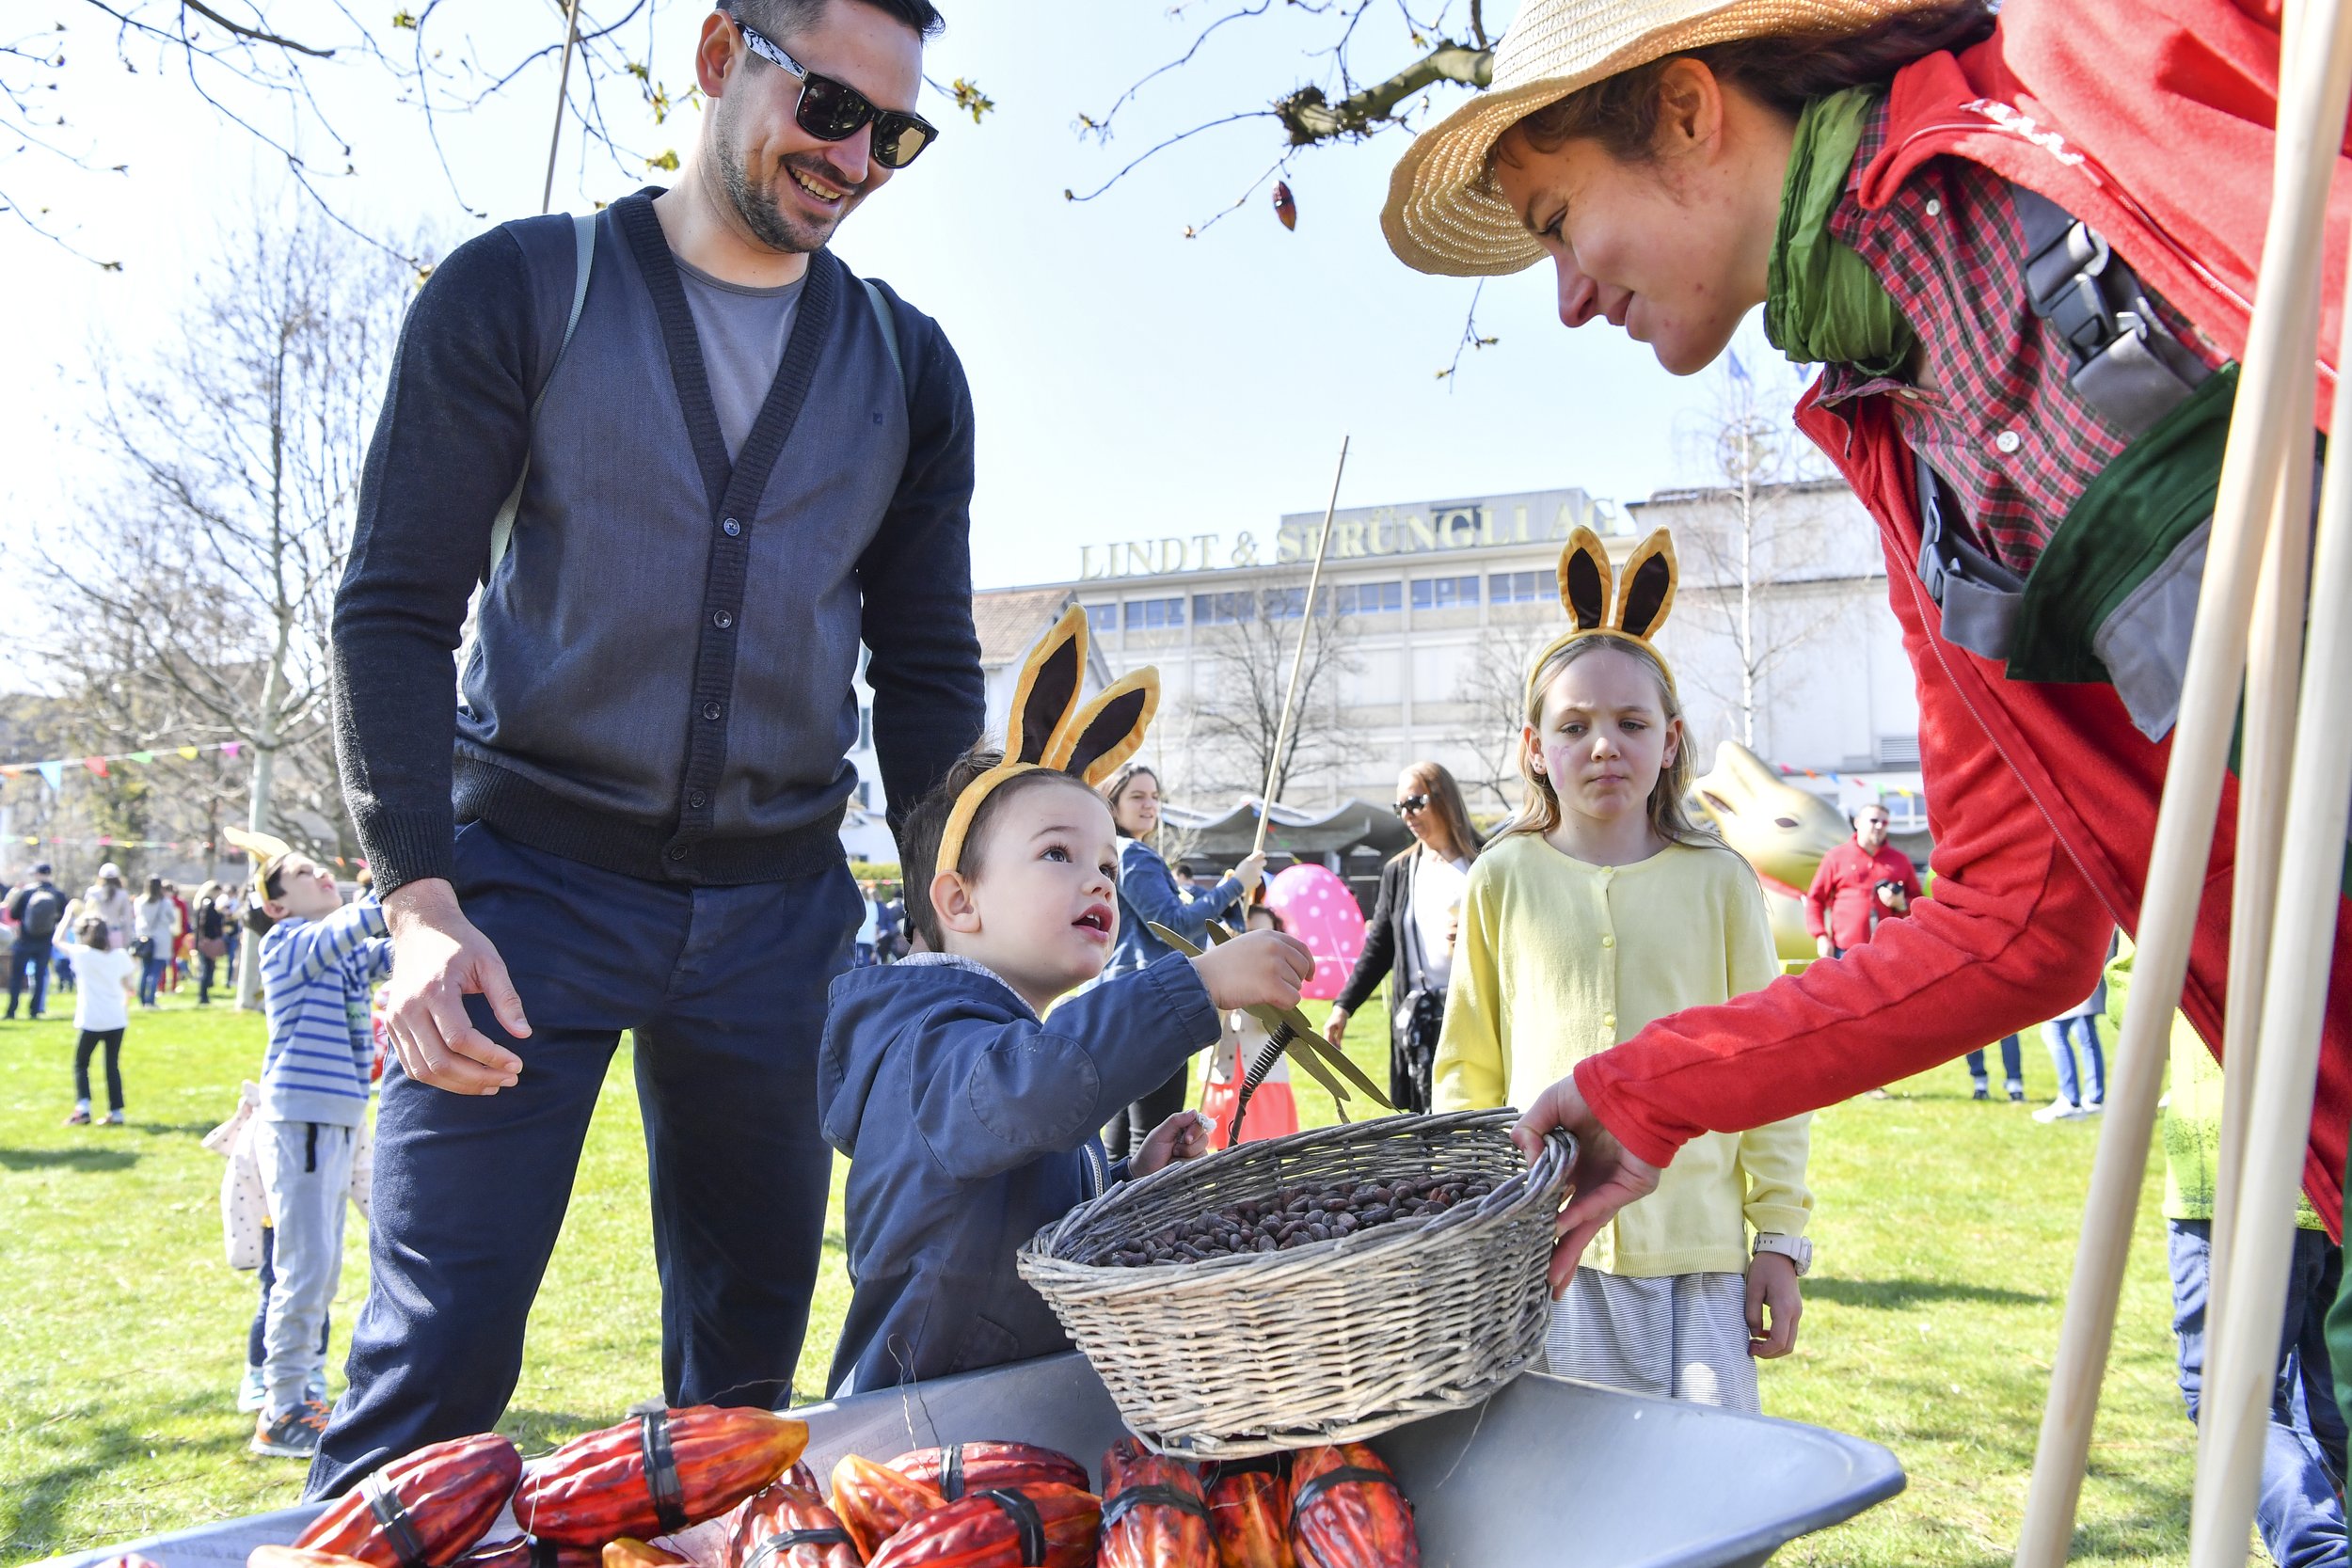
left=2013, top=184, right=2211, bottom=440
left=862, top=274, right=905, bottom=397
left=485, top=210, right=597, bottom=584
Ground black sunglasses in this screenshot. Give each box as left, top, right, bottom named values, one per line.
left=731, top=17, right=938, bottom=169
left=1392, top=794, right=1430, bottom=816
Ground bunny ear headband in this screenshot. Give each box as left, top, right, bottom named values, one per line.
left=936, top=605, right=1162, bottom=878
left=222, top=824, right=295, bottom=900
left=1526, top=526, right=1681, bottom=704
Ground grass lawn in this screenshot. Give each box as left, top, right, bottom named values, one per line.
left=0, top=991, right=2201, bottom=1564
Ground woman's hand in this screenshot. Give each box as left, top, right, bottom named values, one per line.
left=1814, top=934, right=1834, bottom=958
left=1324, top=1006, right=1351, bottom=1050
left=1134, top=1110, right=1214, bottom=1175
left=1745, top=1252, right=1802, bottom=1357
left=1511, top=1074, right=1661, bottom=1296
left=1232, top=850, right=1268, bottom=895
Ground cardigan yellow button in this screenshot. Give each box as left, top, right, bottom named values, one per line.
left=1602, top=1013, right=1616, bottom=1028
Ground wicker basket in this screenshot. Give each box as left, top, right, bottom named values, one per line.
left=1016, top=1109, right=1572, bottom=1459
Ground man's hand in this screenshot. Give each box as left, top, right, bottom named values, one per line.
left=1323, top=1006, right=1351, bottom=1051
left=1511, top=1074, right=1661, bottom=1296
left=381, top=878, right=529, bottom=1095
left=1746, top=1251, right=1803, bottom=1357
left=1190, top=929, right=1313, bottom=1013
left=1134, top=1109, right=1214, bottom=1176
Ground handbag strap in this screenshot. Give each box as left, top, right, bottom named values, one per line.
left=486, top=210, right=598, bottom=583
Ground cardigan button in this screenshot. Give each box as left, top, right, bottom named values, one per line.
left=668, top=846, right=688, bottom=862
left=1601, top=935, right=1614, bottom=948
left=713, top=610, right=734, bottom=629
left=722, top=517, right=742, bottom=537
left=687, top=790, right=707, bottom=810
left=701, top=701, right=723, bottom=721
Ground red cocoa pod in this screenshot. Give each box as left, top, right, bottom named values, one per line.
left=727, top=1481, right=861, bottom=1568
left=1285, top=1448, right=1416, bottom=1568
left=605, top=1541, right=689, bottom=1568
left=1203, top=1458, right=1292, bottom=1568
left=1099, top=1438, right=1213, bottom=1568
left=787, top=1463, right=821, bottom=1495
left=250, top=1550, right=370, bottom=1568
left=455, top=1538, right=599, bottom=1568
left=516, top=1407, right=811, bottom=1547
left=884, top=1444, right=1089, bottom=1502
left=833, top=1453, right=947, bottom=1559
left=866, top=1484, right=1101, bottom=1568
left=296, top=1433, right=524, bottom=1568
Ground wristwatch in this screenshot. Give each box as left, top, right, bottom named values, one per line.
left=1753, top=1233, right=1813, bottom=1276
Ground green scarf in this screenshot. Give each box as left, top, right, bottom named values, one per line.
left=1762, top=87, right=1916, bottom=377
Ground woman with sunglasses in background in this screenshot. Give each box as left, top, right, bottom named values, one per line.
left=1327, top=763, right=1484, bottom=1114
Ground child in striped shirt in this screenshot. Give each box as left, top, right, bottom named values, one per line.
left=244, top=848, right=390, bottom=1460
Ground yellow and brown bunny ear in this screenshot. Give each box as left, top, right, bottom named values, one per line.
left=1615, top=530, right=1678, bottom=641
left=1049, top=669, right=1160, bottom=785
left=1557, top=527, right=1613, bottom=632
left=224, top=824, right=297, bottom=899
left=1003, top=604, right=1089, bottom=768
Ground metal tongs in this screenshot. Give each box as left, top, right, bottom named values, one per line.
left=1148, top=920, right=1393, bottom=1147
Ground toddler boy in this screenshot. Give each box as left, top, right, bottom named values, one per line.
left=819, top=745, right=1311, bottom=1394
left=242, top=846, right=391, bottom=1458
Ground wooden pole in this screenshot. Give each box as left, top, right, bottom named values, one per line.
left=2188, top=185, right=2352, bottom=1568
left=541, top=0, right=586, bottom=214
left=2012, top=8, right=2352, bottom=1560
left=1252, top=436, right=1350, bottom=858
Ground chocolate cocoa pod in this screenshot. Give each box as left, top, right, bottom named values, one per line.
left=516, top=1407, right=810, bottom=1548
left=454, top=1536, right=599, bottom=1568
left=884, top=1443, right=1088, bottom=1502
left=1286, top=1447, right=1416, bottom=1568
left=296, top=1432, right=524, bottom=1568
left=865, top=1484, right=1101, bottom=1568
left=603, top=1542, right=689, bottom=1568
left=1099, top=1439, right=1213, bottom=1568
left=728, top=1481, right=861, bottom=1568
left=250, top=1550, right=370, bottom=1568
left=832, top=1452, right=947, bottom=1560
left=1202, top=1457, right=1293, bottom=1568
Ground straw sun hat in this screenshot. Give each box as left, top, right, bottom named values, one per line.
left=1381, top=0, right=1949, bottom=277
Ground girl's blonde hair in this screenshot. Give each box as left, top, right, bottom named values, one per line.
left=1503, top=634, right=1714, bottom=849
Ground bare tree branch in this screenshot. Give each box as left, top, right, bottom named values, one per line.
left=1272, top=39, right=1489, bottom=144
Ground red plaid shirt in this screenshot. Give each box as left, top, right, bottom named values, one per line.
left=1811, top=97, right=2225, bottom=578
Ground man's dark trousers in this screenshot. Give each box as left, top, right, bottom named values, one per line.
left=7, top=939, right=50, bottom=1019
left=308, top=821, right=857, bottom=1497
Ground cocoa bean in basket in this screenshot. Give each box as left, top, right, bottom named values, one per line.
left=1090, top=1173, right=1501, bottom=1267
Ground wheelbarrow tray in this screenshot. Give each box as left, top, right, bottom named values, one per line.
left=36, top=1353, right=1901, bottom=1568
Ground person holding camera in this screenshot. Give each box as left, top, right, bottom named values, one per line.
left=1802, top=803, right=1920, bottom=961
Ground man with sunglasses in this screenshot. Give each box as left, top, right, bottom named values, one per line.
left=318, top=0, right=979, bottom=1494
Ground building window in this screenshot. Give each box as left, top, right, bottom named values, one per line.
left=1192, top=592, right=1249, bottom=626
left=1124, top=596, right=1184, bottom=630
left=1874, top=733, right=1921, bottom=768
left=1488, top=569, right=1549, bottom=605
left=1410, top=575, right=1481, bottom=610
left=1336, top=580, right=1403, bottom=616
left=1086, top=602, right=1117, bottom=636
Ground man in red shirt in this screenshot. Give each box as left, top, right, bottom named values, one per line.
left=1803, top=803, right=1921, bottom=960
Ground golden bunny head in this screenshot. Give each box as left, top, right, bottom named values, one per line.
left=936, top=606, right=1160, bottom=877
left=1526, top=525, right=1680, bottom=705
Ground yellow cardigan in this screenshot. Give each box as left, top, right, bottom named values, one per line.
left=1434, top=833, right=1812, bottom=1277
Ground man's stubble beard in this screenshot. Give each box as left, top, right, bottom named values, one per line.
left=714, top=103, right=854, bottom=254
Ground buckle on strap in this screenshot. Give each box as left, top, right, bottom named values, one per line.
left=1915, top=453, right=2025, bottom=663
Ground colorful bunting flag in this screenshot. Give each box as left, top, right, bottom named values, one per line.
left=36, top=761, right=61, bottom=790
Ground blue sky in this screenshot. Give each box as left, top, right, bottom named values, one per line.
left=0, top=0, right=1734, bottom=641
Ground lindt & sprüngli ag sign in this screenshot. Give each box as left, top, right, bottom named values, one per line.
left=1074, top=486, right=1622, bottom=581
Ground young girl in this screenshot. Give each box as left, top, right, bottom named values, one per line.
left=53, top=914, right=137, bottom=1126
left=1436, top=531, right=1810, bottom=1411
left=1200, top=904, right=1303, bottom=1144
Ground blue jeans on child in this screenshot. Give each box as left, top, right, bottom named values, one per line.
left=2169, top=1219, right=2348, bottom=1568
left=309, top=820, right=856, bottom=1498
left=2044, top=1016, right=2106, bottom=1106
left=1965, top=1034, right=2025, bottom=1089
left=137, top=954, right=167, bottom=1006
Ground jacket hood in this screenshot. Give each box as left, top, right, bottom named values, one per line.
left=818, top=958, right=1034, bottom=1159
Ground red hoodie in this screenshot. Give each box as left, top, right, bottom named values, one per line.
left=1576, top=0, right=2352, bottom=1233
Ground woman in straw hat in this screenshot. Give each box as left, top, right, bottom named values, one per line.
left=1383, top=0, right=2352, bottom=1422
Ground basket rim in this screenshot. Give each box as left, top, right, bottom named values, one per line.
left=1019, top=1111, right=1572, bottom=1291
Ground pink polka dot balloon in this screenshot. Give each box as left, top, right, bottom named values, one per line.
left=1265, top=863, right=1366, bottom=1001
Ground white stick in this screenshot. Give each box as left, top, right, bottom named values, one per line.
left=2013, top=9, right=2352, bottom=1560
left=1252, top=436, right=1350, bottom=858
left=2188, top=181, right=2352, bottom=1568
left=540, top=0, right=585, bottom=214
